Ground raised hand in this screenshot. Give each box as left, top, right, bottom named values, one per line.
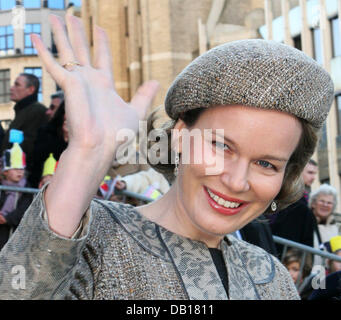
left=31, top=14, right=159, bottom=154
left=31, top=14, right=159, bottom=237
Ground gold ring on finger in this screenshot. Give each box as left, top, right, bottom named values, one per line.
left=62, top=61, right=82, bottom=70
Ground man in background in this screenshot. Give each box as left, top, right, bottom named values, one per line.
left=302, top=159, right=318, bottom=202
left=46, top=91, right=64, bottom=120
left=1, top=73, right=48, bottom=178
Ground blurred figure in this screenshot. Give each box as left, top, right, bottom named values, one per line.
left=301, top=159, right=318, bottom=201
left=46, top=91, right=64, bottom=120
left=308, top=271, right=341, bottom=300
left=28, top=102, right=67, bottom=188
left=310, top=184, right=340, bottom=245
left=283, top=248, right=311, bottom=287
left=115, top=168, right=170, bottom=197
left=325, top=235, right=341, bottom=275
left=310, top=184, right=340, bottom=268
left=0, top=143, right=33, bottom=250
left=1, top=73, right=48, bottom=177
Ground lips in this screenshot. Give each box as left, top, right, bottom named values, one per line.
left=204, top=186, right=249, bottom=216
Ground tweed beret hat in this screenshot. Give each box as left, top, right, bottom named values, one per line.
left=165, top=39, right=334, bottom=128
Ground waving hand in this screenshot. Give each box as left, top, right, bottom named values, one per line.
left=31, top=14, right=159, bottom=237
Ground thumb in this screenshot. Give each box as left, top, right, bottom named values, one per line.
left=130, top=80, right=160, bottom=120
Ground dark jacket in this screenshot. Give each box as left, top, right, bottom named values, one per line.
left=0, top=182, right=33, bottom=250
left=1, top=94, right=48, bottom=172
left=28, top=102, right=67, bottom=188
left=239, top=216, right=278, bottom=256
left=269, top=197, right=317, bottom=258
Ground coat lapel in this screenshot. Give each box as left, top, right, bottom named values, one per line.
left=159, top=227, right=228, bottom=300
left=100, top=201, right=275, bottom=300
left=222, top=235, right=275, bottom=300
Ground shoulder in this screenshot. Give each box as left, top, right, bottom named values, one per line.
left=226, top=236, right=300, bottom=299
left=31, top=102, right=47, bottom=112
left=227, top=236, right=277, bottom=282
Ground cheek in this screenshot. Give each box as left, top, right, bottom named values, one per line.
left=250, top=174, right=284, bottom=203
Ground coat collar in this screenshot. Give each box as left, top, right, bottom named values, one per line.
left=97, top=200, right=276, bottom=300
left=13, top=93, right=38, bottom=113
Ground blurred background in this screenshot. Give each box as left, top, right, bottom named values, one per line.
left=0, top=0, right=340, bottom=209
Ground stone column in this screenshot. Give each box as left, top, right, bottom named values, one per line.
left=281, top=0, right=293, bottom=46
left=264, top=0, right=273, bottom=40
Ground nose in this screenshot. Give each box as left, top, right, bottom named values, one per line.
left=220, top=158, right=250, bottom=193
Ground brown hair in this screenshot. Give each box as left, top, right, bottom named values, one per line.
left=283, top=248, right=312, bottom=279
left=145, top=106, right=319, bottom=212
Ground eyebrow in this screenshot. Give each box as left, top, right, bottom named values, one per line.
left=214, top=131, right=289, bottom=162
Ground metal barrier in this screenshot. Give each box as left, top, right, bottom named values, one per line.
left=1, top=184, right=340, bottom=293
left=273, top=235, right=341, bottom=292
left=0, top=184, right=154, bottom=202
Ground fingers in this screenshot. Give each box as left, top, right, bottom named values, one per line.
left=49, top=15, right=77, bottom=65
left=31, top=34, right=67, bottom=85
left=130, top=81, right=160, bottom=120
left=65, top=13, right=91, bottom=66
left=93, top=25, right=114, bottom=80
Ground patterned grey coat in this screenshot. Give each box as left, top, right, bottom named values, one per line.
left=0, top=190, right=300, bottom=300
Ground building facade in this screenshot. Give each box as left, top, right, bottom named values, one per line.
left=80, top=0, right=266, bottom=128
left=0, top=0, right=81, bottom=128
left=1, top=0, right=340, bottom=207
left=261, top=0, right=341, bottom=211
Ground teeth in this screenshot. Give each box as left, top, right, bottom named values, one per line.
left=207, top=188, right=241, bottom=208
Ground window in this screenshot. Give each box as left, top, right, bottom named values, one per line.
left=48, top=0, right=65, bottom=9
left=0, top=69, right=10, bottom=103
left=23, top=0, right=41, bottom=8
left=0, top=25, right=14, bottom=55
left=293, top=35, right=302, bottom=51
left=331, top=17, right=341, bottom=57
left=69, top=0, right=82, bottom=7
left=312, top=27, right=323, bottom=65
left=24, top=23, right=41, bottom=55
left=24, top=67, right=42, bottom=102
left=0, top=0, right=15, bottom=10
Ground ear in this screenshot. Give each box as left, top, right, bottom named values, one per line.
left=171, top=119, right=187, bottom=154
left=27, top=85, right=36, bottom=95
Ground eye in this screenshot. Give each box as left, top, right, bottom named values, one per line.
left=256, top=160, right=275, bottom=169
left=213, top=141, right=230, bottom=151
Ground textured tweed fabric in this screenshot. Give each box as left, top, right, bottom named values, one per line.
left=0, top=189, right=299, bottom=300
left=165, top=39, right=334, bottom=128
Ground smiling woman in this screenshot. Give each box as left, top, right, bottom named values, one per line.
left=0, top=14, right=335, bottom=300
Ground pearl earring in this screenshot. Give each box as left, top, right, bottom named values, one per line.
left=174, top=153, right=179, bottom=176
left=271, top=201, right=277, bottom=212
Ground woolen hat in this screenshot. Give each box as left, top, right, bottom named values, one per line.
left=165, top=39, right=334, bottom=129
left=42, top=153, right=58, bottom=177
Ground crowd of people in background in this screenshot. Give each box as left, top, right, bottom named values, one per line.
left=0, top=72, right=340, bottom=299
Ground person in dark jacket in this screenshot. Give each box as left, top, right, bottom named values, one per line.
left=0, top=143, right=33, bottom=250
left=238, top=216, right=278, bottom=256
left=1, top=73, right=48, bottom=179
left=28, top=101, right=67, bottom=188
left=268, top=160, right=319, bottom=258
